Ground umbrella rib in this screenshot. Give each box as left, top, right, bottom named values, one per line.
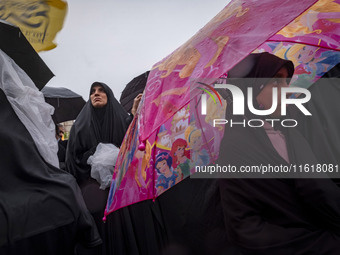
left=266, top=39, right=340, bottom=52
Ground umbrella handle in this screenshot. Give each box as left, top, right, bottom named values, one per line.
left=138, top=138, right=146, bottom=151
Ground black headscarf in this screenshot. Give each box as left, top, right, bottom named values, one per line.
left=292, top=63, right=340, bottom=186
left=294, top=63, right=340, bottom=166
left=216, top=53, right=340, bottom=254
left=227, top=52, right=294, bottom=89
left=65, top=82, right=132, bottom=186
left=0, top=89, right=101, bottom=251
left=225, top=52, right=295, bottom=120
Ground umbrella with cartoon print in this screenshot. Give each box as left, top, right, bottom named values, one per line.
left=105, top=0, right=340, bottom=216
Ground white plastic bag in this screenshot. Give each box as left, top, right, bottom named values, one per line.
left=0, top=49, right=58, bottom=168
left=87, top=143, right=120, bottom=190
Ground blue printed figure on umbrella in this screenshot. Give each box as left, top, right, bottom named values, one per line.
left=155, top=152, right=179, bottom=195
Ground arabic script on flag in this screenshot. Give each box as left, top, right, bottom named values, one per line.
left=0, top=0, right=68, bottom=52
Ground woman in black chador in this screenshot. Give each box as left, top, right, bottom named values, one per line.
left=217, top=52, right=340, bottom=254
left=66, top=82, right=134, bottom=185
left=0, top=61, right=101, bottom=254
left=65, top=82, right=136, bottom=254
left=66, top=82, right=147, bottom=254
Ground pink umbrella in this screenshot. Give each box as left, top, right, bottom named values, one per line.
left=104, top=0, right=340, bottom=217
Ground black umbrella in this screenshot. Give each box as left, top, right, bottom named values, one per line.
left=41, top=86, right=86, bottom=124
left=0, top=20, right=54, bottom=90
left=120, top=71, right=149, bottom=113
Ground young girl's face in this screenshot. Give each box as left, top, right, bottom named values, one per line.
left=176, top=146, right=185, bottom=157
left=156, top=160, right=170, bottom=174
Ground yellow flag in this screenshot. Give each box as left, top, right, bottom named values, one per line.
left=0, top=0, right=68, bottom=52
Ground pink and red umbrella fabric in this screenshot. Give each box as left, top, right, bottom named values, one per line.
left=105, top=0, right=340, bottom=216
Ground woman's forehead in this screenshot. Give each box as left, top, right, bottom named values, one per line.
left=273, top=66, right=289, bottom=78
left=92, top=84, right=104, bottom=90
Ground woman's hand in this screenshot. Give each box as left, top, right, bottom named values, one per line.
left=131, top=93, right=143, bottom=116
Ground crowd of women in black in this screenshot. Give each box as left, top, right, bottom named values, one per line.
left=1, top=52, right=340, bottom=255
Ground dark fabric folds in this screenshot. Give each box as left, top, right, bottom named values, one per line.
left=217, top=122, right=340, bottom=254
left=215, top=53, right=340, bottom=254
left=157, top=178, right=231, bottom=255
left=295, top=63, right=340, bottom=166
left=106, top=200, right=166, bottom=255
left=0, top=89, right=101, bottom=252
left=105, top=178, right=231, bottom=255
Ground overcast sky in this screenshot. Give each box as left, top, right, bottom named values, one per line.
left=39, top=0, right=229, bottom=100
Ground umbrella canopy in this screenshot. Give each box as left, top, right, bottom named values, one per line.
left=41, top=86, right=86, bottom=124
left=120, top=71, right=149, bottom=113
left=0, top=20, right=54, bottom=89
left=105, top=0, right=340, bottom=215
